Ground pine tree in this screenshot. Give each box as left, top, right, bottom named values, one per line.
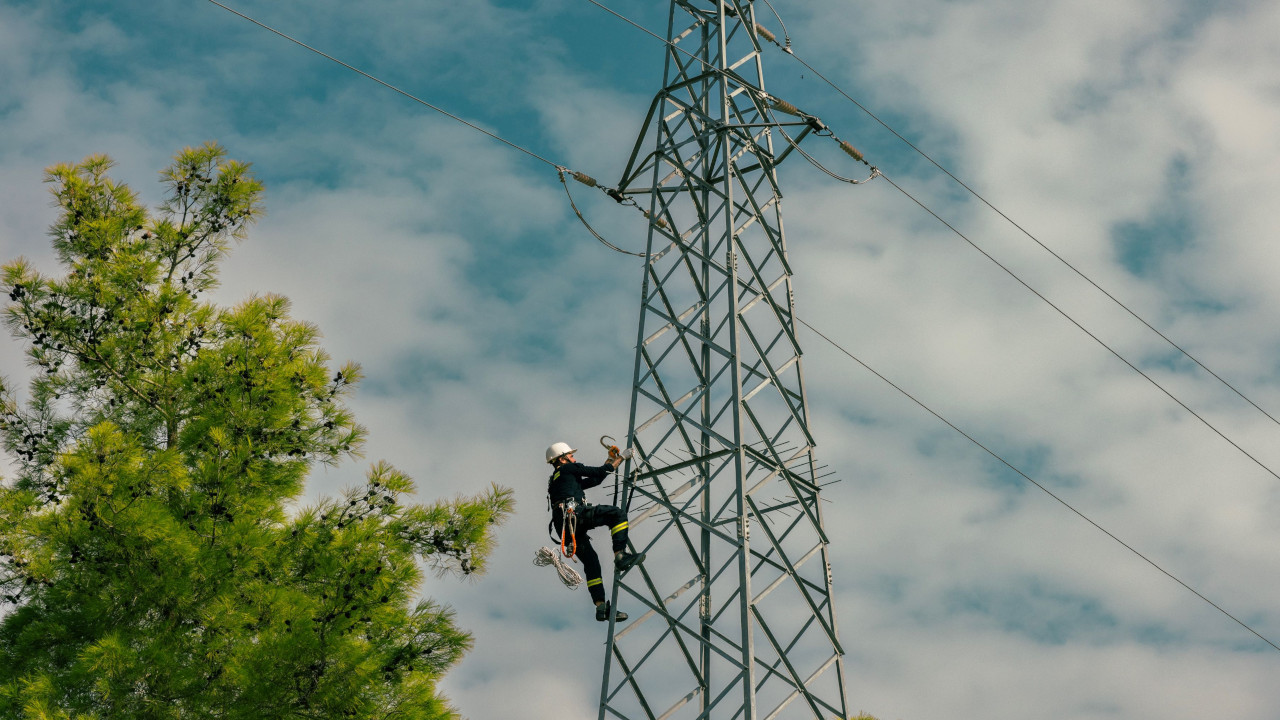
left=0, top=143, right=513, bottom=719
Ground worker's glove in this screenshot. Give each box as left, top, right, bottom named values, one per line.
left=620, top=447, right=635, bottom=460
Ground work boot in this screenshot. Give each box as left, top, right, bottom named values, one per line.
left=595, top=601, right=628, bottom=622
left=614, top=550, right=646, bottom=576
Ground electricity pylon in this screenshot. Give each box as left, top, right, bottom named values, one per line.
left=603, top=2, right=854, bottom=719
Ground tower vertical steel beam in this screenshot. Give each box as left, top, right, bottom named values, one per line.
left=600, top=2, right=853, bottom=719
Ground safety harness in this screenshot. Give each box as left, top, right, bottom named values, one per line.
left=537, top=450, right=633, bottom=591
left=535, top=468, right=586, bottom=591
left=547, top=470, right=579, bottom=560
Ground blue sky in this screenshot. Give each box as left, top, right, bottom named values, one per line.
left=4, top=0, right=1280, bottom=718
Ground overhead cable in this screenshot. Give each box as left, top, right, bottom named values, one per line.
left=754, top=14, right=1280, bottom=431
left=578, top=0, right=1280, bottom=488
left=878, top=170, right=1280, bottom=485
left=205, top=0, right=657, bottom=257
left=203, top=0, right=562, bottom=170
left=571, top=0, right=1280, bottom=653
left=205, top=0, right=1279, bottom=656
left=559, top=170, right=652, bottom=257
left=755, top=0, right=793, bottom=50
left=208, top=0, right=1280, bottom=498
left=797, top=317, right=1280, bottom=655
left=580, top=0, right=872, bottom=172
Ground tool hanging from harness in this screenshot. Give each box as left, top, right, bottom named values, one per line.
left=546, top=467, right=579, bottom=560
left=555, top=499, right=578, bottom=559
left=537, top=439, right=636, bottom=591
left=533, top=546, right=584, bottom=590
left=538, top=469, right=587, bottom=591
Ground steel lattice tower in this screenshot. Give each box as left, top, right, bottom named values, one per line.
left=601, top=2, right=852, bottom=719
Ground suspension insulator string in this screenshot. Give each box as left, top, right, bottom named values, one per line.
left=769, top=97, right=802, bottom=116
left=558, top=101, right=881, bottom=254
left=775, top=124, right=880, bottom=185
left=761, top=93, right=880, bottom=183
left=756, top=0, right=793, bottom=51
left=839, top=141, right=865, bottom=163
left=571, top=170, right=600, bottom=188
left=643, top=210, right=669, bottom=231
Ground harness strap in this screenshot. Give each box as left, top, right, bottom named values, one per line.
left=546, top=470, right=560, bottom=513
left=547, top=469, right=580, bottom=559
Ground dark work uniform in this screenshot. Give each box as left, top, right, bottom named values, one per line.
left=548, top=461, right=630, bottom=604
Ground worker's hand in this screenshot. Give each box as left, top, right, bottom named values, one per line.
left=608, top=448, right=634, bottom=468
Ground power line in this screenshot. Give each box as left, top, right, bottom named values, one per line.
left=772, top=22, right=1280, bottom=432
left=578, top=0, right=1280, bottom=496
left=204, top=0, right=656, bottom=258
left=797, top=317, right=1280, bottom=655
left=574, top=0, right=1280, bottom=655
left=877, top=170, right=1280, bottom=485
left=203, top=0, right=1280, bottom=654
left=203, top=0, right=562, bottom=170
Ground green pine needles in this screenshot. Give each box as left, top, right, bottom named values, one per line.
left=0, top=143, right=514, bottom=719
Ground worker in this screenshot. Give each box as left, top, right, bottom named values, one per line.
left=546, top=441, right=645, bottom=622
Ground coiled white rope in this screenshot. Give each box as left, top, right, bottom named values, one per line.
left=534, top=546, right=584, bottom=591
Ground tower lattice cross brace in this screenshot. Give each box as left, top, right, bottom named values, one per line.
left=603, top=2, right=854, bottom=719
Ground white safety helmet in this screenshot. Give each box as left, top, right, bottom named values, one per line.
left=545, top=441, right=576, bottom=464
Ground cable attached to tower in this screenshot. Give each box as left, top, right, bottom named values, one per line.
left=765, top=97, right=881, bottom=184
left=558, top=169, right=662, bottom=258
left=742, top=1, right=1280, bottom=436
left=207, top=0, right=1280, bottom=657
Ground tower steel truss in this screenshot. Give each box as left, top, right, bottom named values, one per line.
left=602, top=2, right=853, bottom=719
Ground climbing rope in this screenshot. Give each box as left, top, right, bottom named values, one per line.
left=533, top=546, right=584, bottom=591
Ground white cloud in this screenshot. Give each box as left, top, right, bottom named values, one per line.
left=4, top=0, right=1280, bottom=718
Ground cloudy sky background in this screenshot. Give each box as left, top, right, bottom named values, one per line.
left=3, top=0, right=1280, bottom=717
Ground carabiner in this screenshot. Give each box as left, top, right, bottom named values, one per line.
left=601, top=435, right=621, bottom=462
